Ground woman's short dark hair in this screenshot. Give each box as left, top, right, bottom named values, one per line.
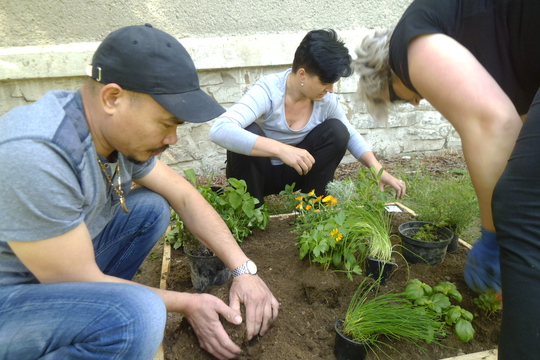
left=292, top=29, right=353, bottom=83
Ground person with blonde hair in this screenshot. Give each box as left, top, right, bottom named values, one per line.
left=210, top=29, right=406, bottom=204
left=353, top=0, right=540, bottom=358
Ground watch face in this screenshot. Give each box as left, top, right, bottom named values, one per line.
left=247, top=260, right=258, bottom=274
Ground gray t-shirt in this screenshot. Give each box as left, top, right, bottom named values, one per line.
left=0, top=90, right=155, bottom=285
left=209, top=68, right=371, bottom=165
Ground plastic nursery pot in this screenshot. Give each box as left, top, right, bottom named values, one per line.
left=447, top=233, right=460, bottom=253
left=185, top=250, right=231, bottom=292
left=334, top=319, right=369, bottom=360
left=365, top=258, right=397, bottom=285
left=398, top=221, right=453, bottom=266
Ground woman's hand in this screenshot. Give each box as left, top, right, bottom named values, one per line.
left=379, top=170, right=407, bottom=199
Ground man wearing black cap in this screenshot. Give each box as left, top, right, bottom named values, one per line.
left=0, top=24, right=278, bottom=360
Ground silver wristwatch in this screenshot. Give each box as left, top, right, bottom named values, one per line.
left=232, top=260, right=258, bottom=278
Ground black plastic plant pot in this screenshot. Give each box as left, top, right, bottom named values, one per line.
left=185, top=251, right=231, bottom=292
left=334, top=319, right=368, bottom=360
left=447, top=233, right=460, bottom=253
left=398, top=221, right=453, bottom=266
left=365, top=258, right=397, bottom=285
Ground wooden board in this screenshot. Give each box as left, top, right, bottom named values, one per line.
left=153, top=226, right=172, bottom=360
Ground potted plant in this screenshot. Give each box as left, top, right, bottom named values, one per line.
left=321, top=167, right=397, bottom=282
left=347, top=206, right=397, bottom=284
left=166, top=169, right=270, bottom=291
left=401, top=172, right=479, bottom=253
left=398, top=221, right=453, bottom=266
left=167, top=210, right=231, bottom=292
left=335, top=277, right=445, bottom=360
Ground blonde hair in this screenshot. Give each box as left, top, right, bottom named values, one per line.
left=353, top=27, right=394, bottom=123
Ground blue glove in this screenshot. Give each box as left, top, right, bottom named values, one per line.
left=463, top=227, right=501, bottom=293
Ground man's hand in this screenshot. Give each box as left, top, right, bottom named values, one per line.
left=463, top=228, right=501, bottom=293
left=229, top=274, right=279, bottom=340
left=184, top=293, right=243, bottom=360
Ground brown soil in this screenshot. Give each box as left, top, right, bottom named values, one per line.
left=134, top=151, right=502, bottom=360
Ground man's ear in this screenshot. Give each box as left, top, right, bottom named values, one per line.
left=100, top=83, right=124, bottom=115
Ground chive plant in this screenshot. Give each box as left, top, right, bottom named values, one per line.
left=342, top=278, right=446, bottom=358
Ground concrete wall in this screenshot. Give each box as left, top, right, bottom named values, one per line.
left=0, top=0, right=461, bottom=176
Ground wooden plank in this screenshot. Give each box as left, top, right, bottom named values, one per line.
left=153, top=226, right=172, bottom=360
left=160, top=240, right=172, bottom=290
left=459, top=238, right=473, bottom=250
left=392, top=201, right=417, bottom=216
left=439, top=349, right=497, bottom=360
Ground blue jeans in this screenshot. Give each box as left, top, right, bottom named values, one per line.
left=0, top=187, right=171, bottom=359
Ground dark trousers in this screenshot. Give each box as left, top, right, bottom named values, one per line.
left=226, top=118, right=350, bottom=204
left=493, top=87, right=540, bottom=359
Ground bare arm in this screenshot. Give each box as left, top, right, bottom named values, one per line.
left=136, top=160, right=279, bottom=339
left=408, top=34, right=522, bottom=231
left=8, top=223, right=243, bottom=360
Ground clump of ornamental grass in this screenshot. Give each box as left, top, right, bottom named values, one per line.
left=347, top=206, right=395, bottom=262
left=342, top=277, right=446, bottom=359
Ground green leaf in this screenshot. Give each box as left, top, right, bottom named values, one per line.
left=228, top=192, right=242, bottom=209
left=445, top=306, right=462, bottom=325
left=455, top=319, right=475, bottom=342
left=332, top=251, right=342, bottom=267
left=405, top=279, right=426, bottom=300
left=431, top=293, right=451, bottom=310
left=242, top=201, right=255, bottom=217
left=183, top=168, right=198, bottom=186
left=461, top=309, right=474, bottom=322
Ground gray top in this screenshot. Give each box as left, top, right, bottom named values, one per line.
left=209, top=69, right=371, bottom=165
left=0, top=90, right=155, bottom=285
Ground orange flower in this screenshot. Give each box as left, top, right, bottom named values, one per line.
left=308, top=189, right=316, bottom=197
left=322, top=195, right=338, bottom=206
left=295, top=202, right=303, bottom=209
left=313, top=195, right=324, bottom=204
left=306, top=204, right=312, bottom=210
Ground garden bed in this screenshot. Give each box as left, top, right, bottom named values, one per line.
left=133, top=151, right=500, bottom=360
left=140, top=208, right=500, bottom=360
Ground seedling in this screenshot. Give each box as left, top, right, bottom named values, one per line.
left=474, top=291, right=502, bottom=317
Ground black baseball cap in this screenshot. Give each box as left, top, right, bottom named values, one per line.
left=87, top=24, right=225, bottom=123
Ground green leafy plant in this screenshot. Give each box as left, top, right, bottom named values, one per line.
left=413, top=223, right=449, bottom=242
left=474, top=291, right=502, bottom=317
left=166, top=169, right=269, bottom=251
left=295, top=167, right=395, bottom=280
left=166, top=209, right=198, bottom=250
left=327, top=165, right=389, bottom=213
left=404, top=279, right=475, bottom=343
left=294, top=191, right=366, bottom=279
left=341, top=277, right=446, bottom=359
left=401, top=172, right=480, bottom=241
